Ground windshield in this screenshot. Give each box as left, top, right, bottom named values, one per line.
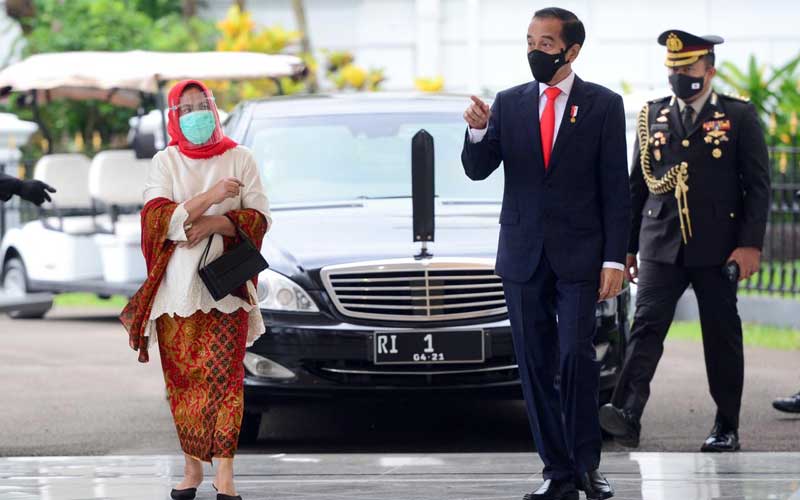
left=243, top=112, right=503, bottom=204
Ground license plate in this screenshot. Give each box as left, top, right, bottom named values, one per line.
left=373, top=330, right=485, bottom=365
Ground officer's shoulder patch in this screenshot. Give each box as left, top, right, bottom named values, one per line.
left=721, top=92, right=750, bottom=103
left=647, top=95, right=671, bottom=105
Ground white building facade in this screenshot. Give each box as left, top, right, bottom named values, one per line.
left=203, top=0, right=800, bottom=96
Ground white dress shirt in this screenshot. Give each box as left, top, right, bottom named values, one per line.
left=468, top=72, right=624, bottom=271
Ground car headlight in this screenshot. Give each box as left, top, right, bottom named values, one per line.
left=257, top=269, right=319, bottom=313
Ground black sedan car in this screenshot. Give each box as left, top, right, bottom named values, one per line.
left=223, top=93, right=631, bottom=442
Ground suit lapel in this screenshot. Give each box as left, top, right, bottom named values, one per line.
left=520, top=81, right=544, bottom=171
left=546, top=76, right=589, bottom=176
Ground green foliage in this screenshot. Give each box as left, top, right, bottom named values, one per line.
left=5, top=0, right=217, bottom=153
left=669, top=321, right=800, bottom=351
left=148, top=14, right=218, bottom=52
left=716, top=53, right=800, bottom=143
left=128, top=0, right=183, bottom=20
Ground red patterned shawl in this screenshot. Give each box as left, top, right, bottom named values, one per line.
left=120, top=199, right=268, bottom=363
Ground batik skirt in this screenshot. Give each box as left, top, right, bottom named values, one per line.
left=156, top=308, right=249, bottom=463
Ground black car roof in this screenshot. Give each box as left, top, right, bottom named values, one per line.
left=240, top=92, right=482, bottom=119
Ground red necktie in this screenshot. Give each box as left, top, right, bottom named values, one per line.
left=540, top=86, right=562, bottom=169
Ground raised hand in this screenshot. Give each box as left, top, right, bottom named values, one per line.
left=18, top=180, right=56, bottom=206
left=207, top=177, right=244, bottom=205
left=464, top=95, right=491, bottom=130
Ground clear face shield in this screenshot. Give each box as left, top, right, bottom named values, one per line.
left=168, top=85, right=225, bottom=149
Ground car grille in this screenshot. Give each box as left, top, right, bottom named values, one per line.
left=319, top=258, right=507, bottom=322
left=305, top=358, right=520, bottom=387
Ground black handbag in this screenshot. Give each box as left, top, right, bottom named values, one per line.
left=198, top=225, right=269, bottom=301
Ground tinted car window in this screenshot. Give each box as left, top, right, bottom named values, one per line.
left=244, top=113, right=504, bottom=204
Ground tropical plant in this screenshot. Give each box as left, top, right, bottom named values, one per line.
left=716, top=53, right=800, bottom=143
left=323, top=50, right=385, bottom=92
left=208, top=4, right=305, bottom=108
left=2, top=0, right=216, bottom=153
left=414, top=76, right=444, bottom=93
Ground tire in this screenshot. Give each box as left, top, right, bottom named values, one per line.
left=2, top=257, right=51, bottom=319
left=238, top=411, right=262, bottom=445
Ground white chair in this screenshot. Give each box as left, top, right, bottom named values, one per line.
left=88, top=150, right=150, bottom=283
left=88, top=149, right=150, bottom=233
left=33, top=153, right=96, bottom=234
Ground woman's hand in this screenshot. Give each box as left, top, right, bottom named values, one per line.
left=207, top=177, right=244, bottom=205
left=180, top=216, right=235, bottom=248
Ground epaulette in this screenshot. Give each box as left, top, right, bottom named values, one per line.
left=720, top=92, right=750, bottom=102
left=647, top=95, right=671, bottom=105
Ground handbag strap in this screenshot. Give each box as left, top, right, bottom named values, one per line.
left=198, top=233, right=217, bottom=271
left=197, top=221, right=257, bottom=271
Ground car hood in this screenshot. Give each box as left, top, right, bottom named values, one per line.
left=262, top=198, right=501, bottom=282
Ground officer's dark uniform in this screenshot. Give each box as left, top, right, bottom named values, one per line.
left=0, top=173, right=22, bottom=202
left=601, top=30, right=771, bottom=451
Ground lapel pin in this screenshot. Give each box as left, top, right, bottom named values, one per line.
left=570, top=105, right=579, bottom=123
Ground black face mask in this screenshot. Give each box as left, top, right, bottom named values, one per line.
left=528, top=48, right=569, bottom=83
left=669, top=73, right=706, bottom=100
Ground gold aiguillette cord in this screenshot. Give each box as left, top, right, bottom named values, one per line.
left=674, top=162, right=692, bottom=244
left=638, top=104, right=693, bottom=245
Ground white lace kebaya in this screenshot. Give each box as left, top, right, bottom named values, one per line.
left=142, top=144, right=272, bottom=347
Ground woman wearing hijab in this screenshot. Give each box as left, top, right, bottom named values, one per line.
left=120, top=79, right=271, bottom=500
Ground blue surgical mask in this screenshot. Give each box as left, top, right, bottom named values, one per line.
left=179, top=111, right=216, bottom=145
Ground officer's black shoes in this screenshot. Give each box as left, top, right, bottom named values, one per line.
left=575, top=469, right=615, bottom=499
left=772, top=391, right=800, bottom=413
left=701, top=423, right=741, bottom=452
left=169, top=487, right=197, bottom=500
left=599, top=404, right=641, bottom=448
left=523, top=478, right=579, bottom=500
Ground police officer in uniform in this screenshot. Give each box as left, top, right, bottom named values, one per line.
left=599, top=30, right=771, bottom=452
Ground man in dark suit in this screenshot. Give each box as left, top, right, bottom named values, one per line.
left=0, top=172, right=55, bottom=205
left=462, top=7, right=629, bottom=500
left=599, top=31, right=771, bottom=453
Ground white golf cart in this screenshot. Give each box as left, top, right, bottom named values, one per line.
left=0, top=50, right=303, bottom=318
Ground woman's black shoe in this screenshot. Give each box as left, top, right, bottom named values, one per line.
left=217, top=494, right=243, bottom=500
left=170, top=487, right=197, bottom=500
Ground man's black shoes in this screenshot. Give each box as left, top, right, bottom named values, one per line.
left=576, top=470, right=615, bottom=499
left=523, top=478, right=579, bottom=500
left=701, top=423, right=740, bottom=452
left=773, top=392, right=800, bottom=413
left=599, top=404, right=641, bottom=448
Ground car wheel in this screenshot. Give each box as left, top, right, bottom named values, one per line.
left=2, top=257, right=51, bottom=319
left=238, top=411, right=262, bottom=445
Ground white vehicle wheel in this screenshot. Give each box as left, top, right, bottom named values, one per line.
left=2, top=258, right=51, bottom=319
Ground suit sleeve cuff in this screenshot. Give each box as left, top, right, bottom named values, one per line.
left=602, top=261, right=625, bottom=271
left=467, top=126, right=488, bottom=143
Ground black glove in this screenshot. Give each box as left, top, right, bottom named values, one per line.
left=17, top=179, right=56, bottom=206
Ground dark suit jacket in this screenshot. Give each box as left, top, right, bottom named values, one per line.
left=461, top=77, right=631, bottom=283
left=0, top=173, right=21, bottom=202
left=629, top=92, right=770, bottom=266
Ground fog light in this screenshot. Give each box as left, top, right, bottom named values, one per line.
left=243, top=352, right=295, bottom=380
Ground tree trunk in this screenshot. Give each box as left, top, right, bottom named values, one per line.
left=5, top=0, right=36, bottom=34
left=291, top=0, right=317, bottom=92
left=182, top=0, right=197, bottom=19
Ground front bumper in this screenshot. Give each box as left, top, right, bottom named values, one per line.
left=243, top=305, right=626, bottom=411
